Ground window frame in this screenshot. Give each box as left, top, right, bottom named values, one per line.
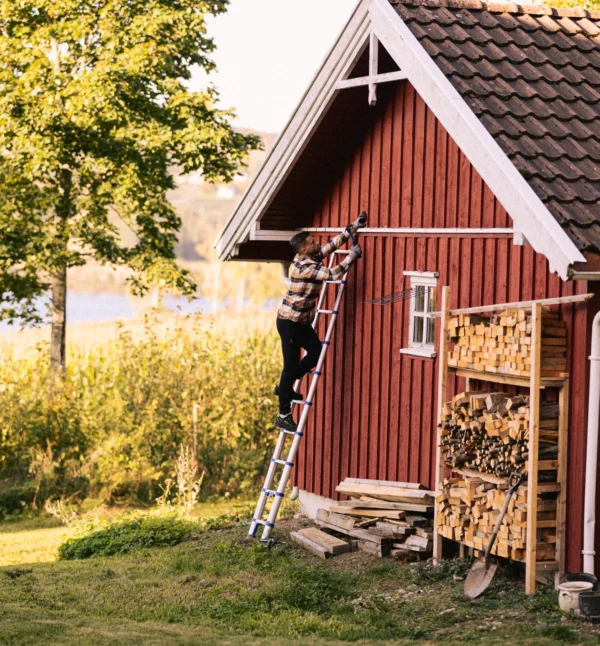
left=400, top=271, right=438, bottom=359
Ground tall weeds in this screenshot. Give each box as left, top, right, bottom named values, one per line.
left=0, top=315, right=280, bottom=514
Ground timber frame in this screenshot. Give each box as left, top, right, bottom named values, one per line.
left=433, top=290, right=593, bottom=593
left=214, top=0, right=587, bottom=280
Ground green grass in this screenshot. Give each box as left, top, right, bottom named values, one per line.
left=1, top=512, right=600, bottom=645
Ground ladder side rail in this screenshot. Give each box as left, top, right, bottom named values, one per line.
left=261, top=276, right=348, bottom=540
left=248, top=431, right=289, bottom=537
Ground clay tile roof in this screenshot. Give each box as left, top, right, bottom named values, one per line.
left=391, top=0, right=600, bottom=254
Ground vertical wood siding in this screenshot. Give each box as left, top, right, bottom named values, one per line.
left=294, top=81, right=593, bottom=573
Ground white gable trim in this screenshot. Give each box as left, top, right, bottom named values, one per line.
left=214, top=0, right=371, bottom=260
left=215, top=0, right=586, bottom=280
left=369, top=0, right=584, bottom=280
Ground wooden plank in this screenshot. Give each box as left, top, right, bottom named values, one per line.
left=329, top=506, right=406, bottom=520
left=336, top=499, right=414, bottom=510
left=434, top=285, right=450, bottom=564
left=290, top=531, right=331, bottom=560
left=368, top=31, right=378, bottom=106
left=348, top=527, right=391, bottom=545
left=316, top=509, right=357, bottom=531
left=341, top=478, right=424, bottom=489
left=446, top=293, right=593, bottom=316
left=556, top=378, right=569, bottom=587
left=452, top=367, right=565, bottom=389
left=335, top=70, right=407, bottom=90
left=296, top=528, right=350, bottom=555
left=526, top=302, right=542, bottom=595
left=358, top=540, right=391, bottom=557
left=336, top=482, right=433, bottom=502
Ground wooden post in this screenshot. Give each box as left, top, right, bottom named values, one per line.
left=433, top=286, right=450, bottom=564
left=368, top=31, right=378, bottom=106
left=556, top=378, right=569, bottom=587
left=525, top=302, right=542, bottom=594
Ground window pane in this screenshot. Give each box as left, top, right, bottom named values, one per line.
left=413, top=316, right=424, bottom=343
left=426, top=317, right=435, bottom=345
left=428, top=287, right=436, bottom=312
left=414, top=286, right=425, bottom=312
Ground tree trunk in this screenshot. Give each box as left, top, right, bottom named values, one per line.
left=50, top=267, right=67, bottom=376
left=49, top=168, right=72, bottom=377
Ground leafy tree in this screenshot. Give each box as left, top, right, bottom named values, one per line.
left=0, top=0, right=260, bottom=373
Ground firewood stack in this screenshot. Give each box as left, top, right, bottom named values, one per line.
left=292, top=479, right=435, bottom=560
left=447, top=309, right=567, bottom=378
left=436, top=476, right=557, bottom=562
left=439, top=391, right=558, bottom=479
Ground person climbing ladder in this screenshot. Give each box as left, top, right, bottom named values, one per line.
left=274, top=212, right=367, bottom=432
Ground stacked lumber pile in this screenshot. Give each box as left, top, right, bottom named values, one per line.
left=436, top=475, right=557, bottom=562
left=311, top=479, right=435, bottom=559
left=440, top=391, right=559, bottom=478
left=447, top=309, right=567, bottom=378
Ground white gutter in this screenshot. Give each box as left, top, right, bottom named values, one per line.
left=584, top=309, right=600, bottom=575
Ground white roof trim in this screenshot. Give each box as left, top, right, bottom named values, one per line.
left=214, top=0, right=371, bottom=260
left=215, top=0, right=586, bottom=280
left=369, top=0, right=585, bottom=280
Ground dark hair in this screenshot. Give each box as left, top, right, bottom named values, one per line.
left=290, top=231, right=310, bottom=254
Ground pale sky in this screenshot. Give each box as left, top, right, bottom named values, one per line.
left=190, top=0, right=358, bottom=134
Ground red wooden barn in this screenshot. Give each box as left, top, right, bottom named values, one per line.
left=215, top=0, right=600, bottom=575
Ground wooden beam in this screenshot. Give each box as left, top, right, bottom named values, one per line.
left=335, top=70, right=407, bottom=90
left=444, top=293, right=593, bottom=317
left=556, top=378, right=569, bottom=587
left=433, top=286, right=450, bottom=564
left=525, top=302, right=542, bottom=595
left=369, top=31, right=378, bottom=105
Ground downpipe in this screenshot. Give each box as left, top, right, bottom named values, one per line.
left=583, top=310, right=600, bottom=574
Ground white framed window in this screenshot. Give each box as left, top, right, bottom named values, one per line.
left=400, top=271, right=438, bottom=359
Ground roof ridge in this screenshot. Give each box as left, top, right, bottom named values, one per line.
left=390, top=0, right=600, bottom=20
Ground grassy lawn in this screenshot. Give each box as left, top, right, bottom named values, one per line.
left=2, top=511, right=600, bottom=645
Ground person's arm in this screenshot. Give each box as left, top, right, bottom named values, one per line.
left=305, top=244, right=363, bottom=282
left=318, top=212, right=368, bottom=260
left=318, top=229, right=351, bottom=260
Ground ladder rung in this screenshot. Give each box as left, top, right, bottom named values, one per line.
left=317, top=309, right=339, bottom=315
left=271, top=459, right=294, bottom=468
left=325, top=280, right=344, bottom=284
left=281, top=429, right=303, bottom=437
left=252, top=518, right=275, bottom=528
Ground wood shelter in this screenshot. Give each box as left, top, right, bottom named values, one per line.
left=215, top=0, right=600, bottom=576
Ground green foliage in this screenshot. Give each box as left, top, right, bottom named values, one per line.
left=0, top=0, right=261, bottom=325
left=58, top=513, right=196, bottom=559
left=0, top=317, right=280, bottom=508
left=546, top=0, right=600, bottom=8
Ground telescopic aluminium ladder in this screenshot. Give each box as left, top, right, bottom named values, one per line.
left=248, top=238, right=356, bottom=542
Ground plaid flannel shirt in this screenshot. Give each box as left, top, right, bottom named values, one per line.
left=277, top=230, right=353, bottom=324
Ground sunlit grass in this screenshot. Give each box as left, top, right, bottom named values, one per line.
left=0, top=500, right=255, bottom=568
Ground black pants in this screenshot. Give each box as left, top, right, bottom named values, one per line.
left=276, top=317, right=322, bottom=415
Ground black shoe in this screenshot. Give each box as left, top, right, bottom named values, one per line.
left=273, top=384, right=303, bottom=402
left=274, top=415, right=298, bottom=432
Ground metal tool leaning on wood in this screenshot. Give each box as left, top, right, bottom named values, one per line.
left=273, top=211, right=368, bottom=433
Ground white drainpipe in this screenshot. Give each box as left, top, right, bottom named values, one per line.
left=583, top=310, right=600, bottom=575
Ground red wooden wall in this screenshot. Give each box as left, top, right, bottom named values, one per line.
left=294, top=81, right=595, bottom=573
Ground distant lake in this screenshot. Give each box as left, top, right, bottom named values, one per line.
left=0, top=292, right=219, bottom=329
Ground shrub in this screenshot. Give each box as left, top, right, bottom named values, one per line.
left=58, top=514, right=196, bottom=560
left=0, top=315, right=281, bottom=508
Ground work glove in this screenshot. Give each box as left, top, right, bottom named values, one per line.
left=346, top=211, right=368, bottom=234
left=348, top=243, right=363, bottom=261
